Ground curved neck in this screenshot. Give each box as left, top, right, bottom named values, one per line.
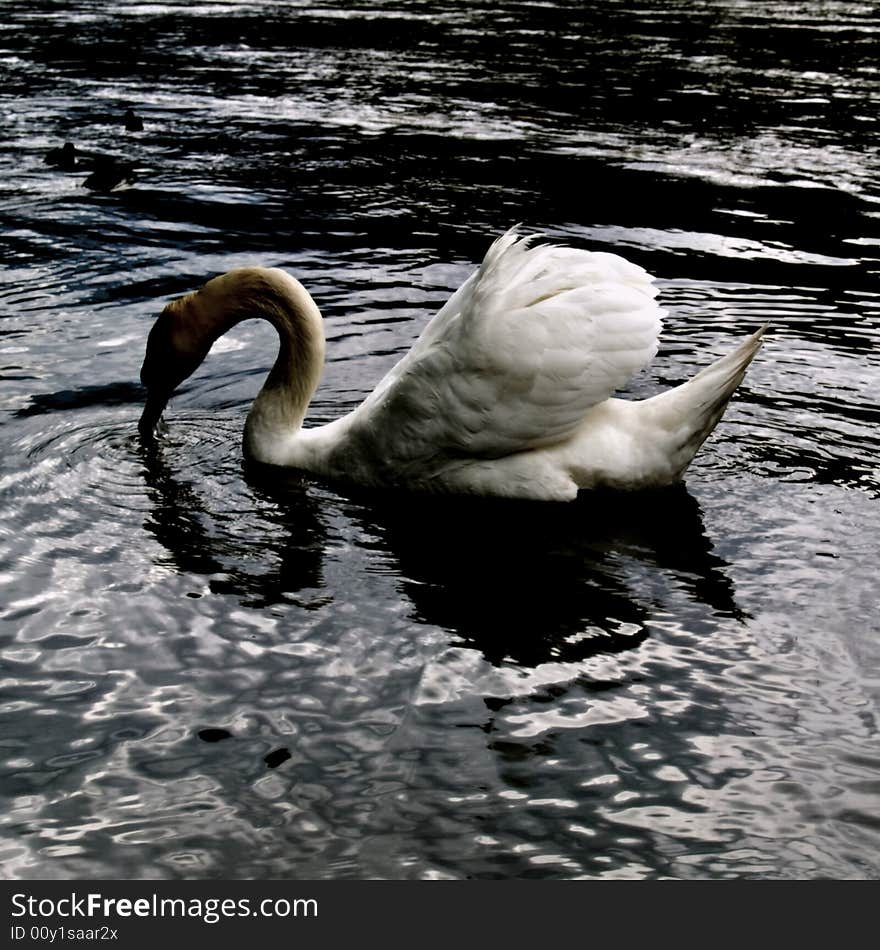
left=172, top=267, right=325, bottom=463
left=237, top=271, right=325, bottom=461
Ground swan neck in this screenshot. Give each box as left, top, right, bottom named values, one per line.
left=231, top=270, right=325, bottom=460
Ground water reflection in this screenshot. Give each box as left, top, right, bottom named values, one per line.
left=347, top=485, right=743, bottom=666
left=141, top=444, right=742, bottom=669
left=13, top=381, right=145, bottom=417
left=138, top=440, right=327, bottom=607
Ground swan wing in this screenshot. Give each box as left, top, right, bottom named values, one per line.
left=347, top=228, right=664, bottom=474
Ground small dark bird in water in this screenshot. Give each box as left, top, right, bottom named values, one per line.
left=198, top=728, right=232, bottom=743
left=264, top=748, right=292, bottom=769
left=123, top=108, right=144, bottom=132
left=44, top=142, right=78, bottom=170
left=83, top=155, right=136, bottom=192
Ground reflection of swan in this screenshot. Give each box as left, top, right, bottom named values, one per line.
left=138, top=439, right=327, bottom=607
left=139, top=229, right=764, bottom=500
left=346, top=483, right=743, bottom=667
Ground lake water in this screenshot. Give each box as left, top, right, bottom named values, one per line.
left=1, top=0, right=879, bottom=880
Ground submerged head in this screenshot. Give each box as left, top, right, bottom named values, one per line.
left=138, top=272, right=252, bottom=437
left=138, top=293, right=210, bottom=437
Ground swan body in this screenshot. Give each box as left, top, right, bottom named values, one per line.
left=139, top=229, right=765, bottom=501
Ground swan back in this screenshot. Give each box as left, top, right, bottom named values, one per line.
left=338, top=229, right=663, bottom=478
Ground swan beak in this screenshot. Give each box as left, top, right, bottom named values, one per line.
left=138, top=389, right=168, bottom=438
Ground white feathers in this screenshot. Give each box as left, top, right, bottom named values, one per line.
left=344, top=228, right=664, bottom=470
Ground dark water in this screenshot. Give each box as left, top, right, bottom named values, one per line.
left=2, top=0, right=879, bottom=879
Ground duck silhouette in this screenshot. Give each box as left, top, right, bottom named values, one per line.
left=44, top=142, right=78, bottom=171
left=123, top=109, right=144, bottom=132
left=82, top=155, right=136, bottom=192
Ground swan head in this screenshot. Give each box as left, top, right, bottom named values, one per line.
left=138, top=284, right=222, bottom=436
left=138, top=267, right=324, bottom=438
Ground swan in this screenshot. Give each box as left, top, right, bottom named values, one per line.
left=138, top=229, right=765, bottom=501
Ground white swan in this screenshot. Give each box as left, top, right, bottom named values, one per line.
left=139, top=229, right=765, bottom=501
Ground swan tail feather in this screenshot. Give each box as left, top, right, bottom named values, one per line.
left=642, top=325, right=766, bottom=477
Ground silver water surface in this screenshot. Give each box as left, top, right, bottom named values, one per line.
left=1, top=0, right=878, bottom=879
